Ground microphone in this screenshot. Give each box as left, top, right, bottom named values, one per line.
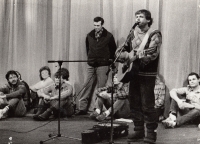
left=131, top=22, right=139, bottom=29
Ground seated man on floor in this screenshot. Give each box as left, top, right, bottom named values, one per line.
left=0, top=70, right=27, bottom=119
left=162, top=72, right=200, bottom=128
left=15, top=71, right=31, bottom=111
left=33, top=68, right=73, bottom=121
left=90, top=73, right=130, bottom=121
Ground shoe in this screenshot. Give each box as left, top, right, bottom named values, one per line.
left=144, top=130, right=157, bottom=144
left=127, top=131, right=145, bottom=142
left=33, top=107, right=47, bottom=120
left=162, top=112, right=176, bottom=123
left=96, top=112, right=107, bottom=121
left=162, top=117, right=176, bottom=128
left=33, top=115, right=40, bottom=120
left=0, top=109, right=7, bottom=119
left=75, top=110, right=87, bottom=115
left=38, top=110, right=52, bottom=121
left=169, top=113, right=176, bottom=121
left=0, top=109, right=3, bottom=119
left=89, top=111, right=99, bottom=120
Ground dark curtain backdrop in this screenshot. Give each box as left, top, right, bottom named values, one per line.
left=0, top=0, right=200, bottom=116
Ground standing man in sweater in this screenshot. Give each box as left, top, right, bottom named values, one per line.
left=76, top=17, right=117, bottom=115
left=116, top=9, right=162, bottom=143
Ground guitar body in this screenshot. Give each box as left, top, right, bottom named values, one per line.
left=117, top=62, right=133, bottom=82
left=117, top=50, right=135, bottom=82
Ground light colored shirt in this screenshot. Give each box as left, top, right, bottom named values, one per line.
left=30, top=77, right=54, bottom=92
left=171, top=86, right=200, bottom=105
left=42, top=82, right=73, bottom=100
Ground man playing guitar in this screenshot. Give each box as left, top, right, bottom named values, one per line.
left=116, top=9, right=162, bottom=144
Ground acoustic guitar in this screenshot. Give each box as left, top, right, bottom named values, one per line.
left=116, top=50, right=138, bottom=82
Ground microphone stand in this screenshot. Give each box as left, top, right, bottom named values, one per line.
left=40, top=60, right=89, bottom=144
left=108, top=63, right=116, bottom=144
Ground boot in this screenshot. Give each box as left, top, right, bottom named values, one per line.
left=38, top=108, right=52, bottom=121
left=128, top=121, right=144, bottom=142
left=144, top=129, right=157, bottom=144
left=33, top=105, right=47, bottom=120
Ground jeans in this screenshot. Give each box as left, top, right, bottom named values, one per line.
left=170, top=99, right=200, bottom=126
left=79, top=65, right=108, bottom=111
left=0, top=98, right=26, bottom=117
left=129, top=75, right=158, bottom=130
left=40, top=98, right=68, bottom=110
left=96, top=96, right=130, bottom=118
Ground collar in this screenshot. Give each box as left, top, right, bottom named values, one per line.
left=187, top=85, right=200, bottom=93
left=135, top=26, right=149, bottom=34
left=89, top=27, right=107, bottom=38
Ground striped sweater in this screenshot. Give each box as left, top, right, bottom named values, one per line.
left=126, top=26, right=162, bottom=76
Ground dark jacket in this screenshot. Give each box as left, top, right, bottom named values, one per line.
left=0, top=80, right=27, bottom=99
left=86, top=27, right=117, bottom=67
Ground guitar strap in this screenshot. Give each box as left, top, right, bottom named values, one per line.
left=134, top=27, right=156, bottom=58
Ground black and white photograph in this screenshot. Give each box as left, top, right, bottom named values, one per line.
left=0, top=0, right=200, bottom=144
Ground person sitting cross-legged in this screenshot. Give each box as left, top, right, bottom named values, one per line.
left=30, top=66, right=54, bottom=112
left=33, top=69, right=73, bottom=121
left=0, top=70, right=27, bottom=119
left=162, top=72, right=200, bottom=128
left=89, top=73, right=130, bottom=121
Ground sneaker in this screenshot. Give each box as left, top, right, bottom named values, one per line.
left=2, top=112, right=8, bottom=119
left=162, top=113, right=176, bottom=123
left=169, top=113, right=176, bottom=121
left=96, top=112, right=107, bottom=122
left=0, top=109, right=4, bottom=119
left=89, top=111, right=99, bottom=120
left=0, top=109, right=7, bottom=119
left=162, top=118, right=176, bottom=128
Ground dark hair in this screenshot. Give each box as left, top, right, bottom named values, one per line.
left=94, top=17, right=104, bottom=25
left=15, top=71, right=22, bottom=80
left=55, top=68, right=69, bottom=81
left=187, top=72, right=200, bottom=84
left=5, top=70, right=18, bottom=81
left=135, top=9, right=153, bottom=27
left=39, top=66, right=51, bottom=80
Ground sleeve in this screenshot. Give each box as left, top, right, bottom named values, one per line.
left=0, top=84, right=9, bottom=94
left=115, top=84, right=128, bottom=99
left=60, top=83, right=73, bottom=99
left=96, top=86, right=109, bottom=95
left=140, top=31, right=162, bottom=65
left=154, top=83, right=165, bottom=108
left=108, top=35, right=117, bottom=60
left=42, top=84, right=54, bottom=95
left=31, top=77, right=54, bottom=92
left=6, top=85, right=27, bottom=99
left=170, top=87, right=188, bottom=96
left=86, top=36, right=89, bottom=55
